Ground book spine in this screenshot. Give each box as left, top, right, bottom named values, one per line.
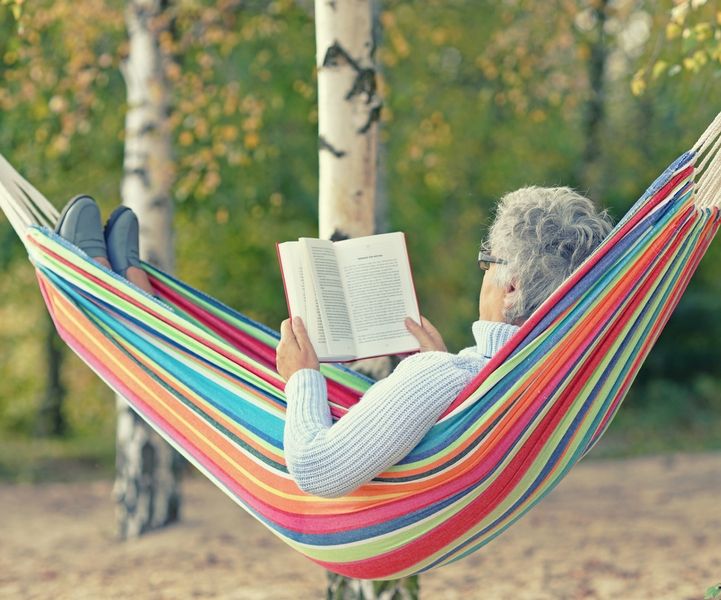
left=275, top=242, right=295, bottom=320
left=402, top=232, right=422, bottom=323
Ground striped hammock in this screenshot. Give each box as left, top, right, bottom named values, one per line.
left=1, top=112, right=720, bottom=580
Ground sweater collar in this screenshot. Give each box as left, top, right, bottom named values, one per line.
left=472, top=320, right=519, bottom=359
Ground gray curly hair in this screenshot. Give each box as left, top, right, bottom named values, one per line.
left=484, top=186, right=613, bottom=325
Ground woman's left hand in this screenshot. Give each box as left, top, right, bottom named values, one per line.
left=405, top=316, right=448, bottom=352
left=276, top=317, right=320, bottom=381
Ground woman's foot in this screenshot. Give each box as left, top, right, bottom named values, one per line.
left=104, top=206, right=154, bottom=295
left=55, top=195, right=112, bottom=270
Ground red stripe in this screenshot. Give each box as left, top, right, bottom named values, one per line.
left=149, top=276, right=364, bottom=414
left=444, top=167, right=695, bottom=416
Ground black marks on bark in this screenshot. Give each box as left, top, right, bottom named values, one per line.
left=330, top=229, right=349, bottom=242
left=322, top=41, right=360, bottom=70
left=150, top=194, right=169, bottom=210
left=124, top=167, right=150, bottom=188
left=323, top=41, right=379, bottom=103
left=319, top=136, right=346, bottom=158
left=323, top=41, right=379, bottom=105
left=139, top=121, right=158, bottom=136
left=345, top=67, right=376, bottom=102
left=326, top=0, right=336, bottom=10
left=321, top=41, right=383, bottom=134
left=358, top=103, right=382, bottom=134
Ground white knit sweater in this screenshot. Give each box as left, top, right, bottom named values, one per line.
left=283, top=320, right=519, bottom=497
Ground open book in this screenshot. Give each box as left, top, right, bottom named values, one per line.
left=277, top=232, right=421, bottom=362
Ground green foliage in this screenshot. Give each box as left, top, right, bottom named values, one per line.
left=706, top=584, right=721, bottom=600
left=632, top=0, right=721, bottom=95
left=1, top=0, right=24, bottom=24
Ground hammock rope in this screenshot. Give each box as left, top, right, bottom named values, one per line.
left=0, top=112, right=720, bottom=579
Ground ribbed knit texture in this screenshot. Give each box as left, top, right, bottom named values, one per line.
left=284, top=320, right=518, bottom=497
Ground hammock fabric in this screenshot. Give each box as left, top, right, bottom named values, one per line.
left=1, top=113, right=720, bottom=580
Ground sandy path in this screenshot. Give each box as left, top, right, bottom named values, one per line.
left=1, top=453, right=720, bottom=600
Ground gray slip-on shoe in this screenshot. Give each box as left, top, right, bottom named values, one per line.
left=55, top=195, right=108, bottom=260
left=104, top=206, right=141, bottom=277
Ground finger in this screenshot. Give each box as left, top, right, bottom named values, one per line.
left=292, top=317, right=307, bottom=335
left=404, top=316, right=421, bottom=332
left=405, top=317, right=432, bottom=345
left=419, top=316, right=435, bottom=331
left=280, top=318, right=298, bottom=347
left=420, top=316, right=443, bottom=343
left=292, top=317, right=311, bottom=348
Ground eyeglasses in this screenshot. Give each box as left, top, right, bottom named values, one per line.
left=478, top=251, right=508, bottom=271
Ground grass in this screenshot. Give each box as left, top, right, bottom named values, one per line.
left=593, top=416, right=721, bottom=459
left=0, top=432, right=116, bottom=483
left=592, top=377, right=721, bottom=459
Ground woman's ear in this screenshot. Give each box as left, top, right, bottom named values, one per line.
left=502, top=281, right=517, bottom=317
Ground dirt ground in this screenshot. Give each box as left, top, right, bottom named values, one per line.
left=0, top=453, right=719, bottom=600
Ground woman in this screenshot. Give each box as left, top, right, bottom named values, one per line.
left=57, top=187, right=612, bottom=498
left=276, top=187, right=612, bottom=497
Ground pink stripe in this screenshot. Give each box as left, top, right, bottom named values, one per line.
left=445, top=167, right=695, bottom=416
left=593, top=210, right=720, bottom=437
left=150, top=276, right=364, bottom=414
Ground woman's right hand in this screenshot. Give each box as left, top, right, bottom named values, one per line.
left=405, top=316, right=447, bottom=352
left=276, top=317, right=320, bottom=380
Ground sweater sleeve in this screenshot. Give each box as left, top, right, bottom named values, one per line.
left=283, top=352, right=482, bottom=498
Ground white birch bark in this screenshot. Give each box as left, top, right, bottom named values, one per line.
left=113, top=0, right=182, bottom=539
left=314, top=1, right=417, bottom=596
left=315, top=0, right=382, bottom=241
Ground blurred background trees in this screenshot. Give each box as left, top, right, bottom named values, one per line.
left=1, top=0, right=720, bottom=483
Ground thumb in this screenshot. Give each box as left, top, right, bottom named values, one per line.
left=292, top=317, right=310, bottom=346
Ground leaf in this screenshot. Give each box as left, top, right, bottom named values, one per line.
left=666, top=22, right=682, bottom=40
left=651, top=60, right=668, bottom=80
left=704, top=583, right=721, bottom=600
left=630, top=69, right=646, bottom=96
left=693, top=22, right=713, bottom=42
left=682, top=57, right=696, bottom=71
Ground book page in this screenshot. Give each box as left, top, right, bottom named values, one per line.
left=277, top=241, right=330, bottom=359
left=299, top=238, right=356, bottom=359
left=277, top=242, right=306, bottom=318
left=336, top=232, right=421, bottom=358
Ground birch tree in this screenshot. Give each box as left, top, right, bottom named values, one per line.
left=315, top=0, right=417, bottom=597
left=316, top=0, right=381, bottom=242
left=113, top=0, right=182, bottom=538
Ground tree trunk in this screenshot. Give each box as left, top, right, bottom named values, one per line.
left=113, top=0, right=182, bottom=539
left=579, top=0, right=610, bottom=198
left=315, top=0, right=382, bottom=242
left=35, top=314, right=66, bottom=437
left=315, top=1, right=418, bottom=597
left=326, top=576, right=420, bottom=600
